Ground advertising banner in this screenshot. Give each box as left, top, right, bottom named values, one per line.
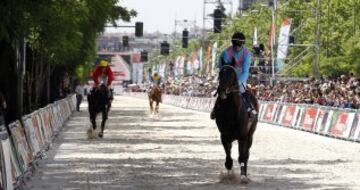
left=276, top=18, right=292, bottom=71
left=300, top=107, right=318, bottom=131
left=329, top=111, right=355, bottom=138
left=8, top=122, right=33, bottom=170
left=0, top=131, right=14, bottom=190
left=39, top=110, right=53, bottom=143
left=274, top=105, right=284, bottom=124
left=22, top=117, right=41, bottom=155
left=314, top=108, right=330, bottom=134
left=350, top=113, right=360, bottom=141
left=262, top=103, right=276, bottom=122
left=280, top=105, right=297, bottom=127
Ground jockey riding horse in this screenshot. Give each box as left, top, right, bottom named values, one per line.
left=88, top=60, right=114, bottom=138
left=211, top=32, right=257, bottom=120
left=212, top=32, right=259, bottom=183
left=148, top=72, right=162, bottom=114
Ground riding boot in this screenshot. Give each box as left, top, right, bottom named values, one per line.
left=210, top=98, right=219, bottom=120
left=241, top=91, right=257, bottom=118
left=210, top=107, right=216, bottom=120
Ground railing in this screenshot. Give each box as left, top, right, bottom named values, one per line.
left=124, top=92, right=360, bottom=143
left=0, top=94, right=76, bottom=190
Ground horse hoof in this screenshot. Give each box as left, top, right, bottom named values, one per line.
left=240, top=175, right=249, bottom=184
left=87, top=128, right=93, bottom=139
left=98, top=132, right=103, bottom=138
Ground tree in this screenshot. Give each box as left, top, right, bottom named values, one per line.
left=0, top=0, right=136, bottom=123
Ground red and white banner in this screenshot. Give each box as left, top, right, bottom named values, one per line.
left=23, top=116, right=41, bottom=155
left=300, top=107, right=318, bottom=131
left=262, top=103, right=276, bottom=122
left=280, top=106, right=297, bottom=127
left=330, top=112, right=355, bottom=138
left=8, top=121, right=34, bottom=170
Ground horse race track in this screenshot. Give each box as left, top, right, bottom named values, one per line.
left=25, top=96, right=360, bottom=190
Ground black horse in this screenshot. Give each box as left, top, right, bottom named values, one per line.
left=214, top=65, right=258, bottom=183
left=87, top=84, right=111, bottom=138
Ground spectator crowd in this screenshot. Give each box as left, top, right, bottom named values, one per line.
left=128, top=73, right=360, bottom=109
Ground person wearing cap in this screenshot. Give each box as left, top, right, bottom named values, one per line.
left=151, top=72, right=162, bottom=86
left=210, top=32, right=257, bottom=119
left=92, top=60, right=114, bottom=89
left=92, top=60, right=114, bottom=100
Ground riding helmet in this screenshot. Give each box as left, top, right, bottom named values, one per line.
left=231, top=32, right=245, bottom=47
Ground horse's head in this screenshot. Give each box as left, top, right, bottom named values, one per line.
left=217, top=65, right=238, bottom=100
left=91, top=84, right=109, bottom=105
left=99, top=84, right=108, bottom=96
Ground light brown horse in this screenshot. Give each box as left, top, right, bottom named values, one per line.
left=148, top=86, right=162, bottom=114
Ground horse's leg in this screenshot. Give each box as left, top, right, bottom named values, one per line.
left=88, top=113, right=96, bottom=138
left=107, top=100, right=112, bottom=113
left=221, top=135, right=233, bottom=170
left=90, top=113, right=96, bottom=130
left=238, top=139, right=250, bottom=183
left=155, top=101, right=159, bottom=114
left=99, top=106, right=108, bottom=138
left=150, top=99, right=154, bottom=114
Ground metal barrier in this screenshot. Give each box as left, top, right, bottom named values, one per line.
left=0, top=94, right=76, bottom=189
left=124, top=92, right=360, bottom=143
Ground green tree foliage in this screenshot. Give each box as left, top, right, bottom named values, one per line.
left=0, top=0, right=136, bottom=118
left=160, top=0, right=360, bottom=78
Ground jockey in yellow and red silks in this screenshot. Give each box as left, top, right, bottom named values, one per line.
left=151, top=72, right=162, bottom=86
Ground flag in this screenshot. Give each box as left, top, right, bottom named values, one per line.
left=211, top=42, right=218, bottom=76
left=276, top=18, right=292, bottom=71
left=203, top=44, right=212, bottom=75
left=253, top=27, right=258, bottom=46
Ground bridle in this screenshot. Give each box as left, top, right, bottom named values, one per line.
left=217, top=65, right=240, bottom=97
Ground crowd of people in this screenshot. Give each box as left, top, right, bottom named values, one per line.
left=129, top=73, right=360, bottom=110
left=161, top=75, right=218, bottom=97
left=254, top=74, right=360, bottom=109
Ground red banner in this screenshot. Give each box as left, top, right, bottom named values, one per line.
left=281, top=106, right=296, bottom=126
left=301, top=108, right=318, bottom=131
left=331, top=112, right=349, bottom=137
left=262, top=104, right=275, bottom=121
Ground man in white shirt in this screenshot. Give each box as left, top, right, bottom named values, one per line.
left=75, top=84, right=84, bottom=111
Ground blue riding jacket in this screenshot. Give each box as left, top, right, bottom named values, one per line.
left=218, top=46, right=251, bottom=84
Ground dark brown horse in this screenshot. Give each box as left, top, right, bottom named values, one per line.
left=148, top=86, right=162, bottom=115
left=214, top=65, right=258, bottom=183
left=87, top=84, right=111, bottom=138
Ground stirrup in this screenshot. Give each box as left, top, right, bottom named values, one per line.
left=248, top=109, right=258, bottom=118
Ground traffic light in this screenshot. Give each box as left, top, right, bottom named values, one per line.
left=213, top=8, right=223, bottom=33
left=160, top=41, right=170, bottom=55
left=289, top=35, right=295, bottom=44
left=140, top=51, right=148, bottom=62
left=135, top=22, right=143, bottom=37
left=182, top=29, right=189, bottom=48
left=122, top=36, right=129, bottom=47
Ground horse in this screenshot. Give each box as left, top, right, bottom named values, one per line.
left=87, top=84, right=111, bottom=138
left=214, top=65, right=258, bottom=183
left=148, top=85, right=162, bottom=115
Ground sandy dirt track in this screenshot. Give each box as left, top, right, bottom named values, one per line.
left=25, top=96, right=360, bottom=190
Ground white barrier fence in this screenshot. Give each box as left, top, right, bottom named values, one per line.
left=124, top=92, right=360, bottom=143
left=0, top=95, right=76, bottom=190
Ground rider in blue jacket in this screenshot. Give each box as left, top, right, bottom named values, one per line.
left=210, top=32, right=257, bottom=119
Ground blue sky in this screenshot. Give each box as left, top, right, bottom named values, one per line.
left=106, top=0, right=239, bottom=34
